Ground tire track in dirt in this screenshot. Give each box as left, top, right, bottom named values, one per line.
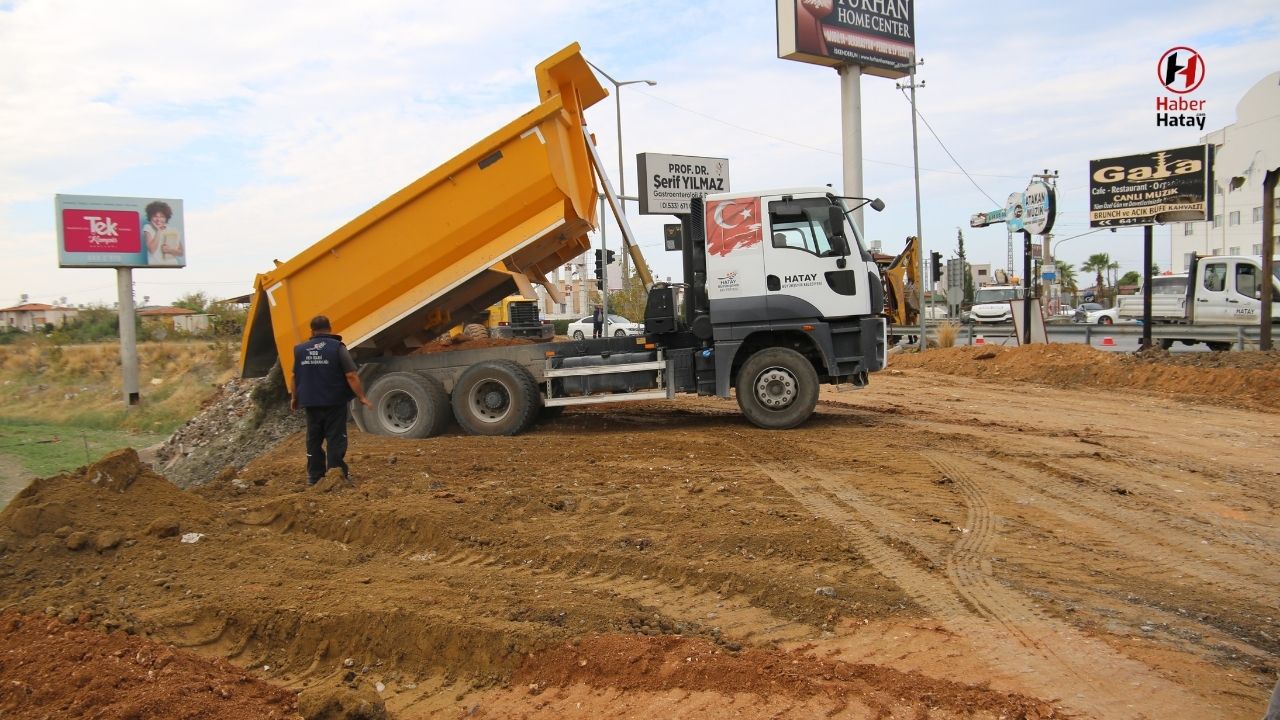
left=967, top=454, right=1279, bottom=604
left=425, top=550, right=813, bottom=645
left=1065, top=457, right=1280, bottom=568
left=754, top=452, right=1205, bottom=719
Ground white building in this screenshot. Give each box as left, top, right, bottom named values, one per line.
left=0, top=303, right=78, bottom=332
left=1170, top=72, right=1280, bottom=273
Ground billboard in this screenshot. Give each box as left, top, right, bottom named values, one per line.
left=637, top=153, right=730, bottom=216
left=1088, top=145, right=1211, bottom=227
left=56, top=194, right=186, bottom=268
left=776, top=0, right=915, bottom=79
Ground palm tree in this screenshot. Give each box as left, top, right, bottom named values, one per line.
left=1055, top=260, right=1079, bottom=302
left=1082, top=253, right=1111, bottom=301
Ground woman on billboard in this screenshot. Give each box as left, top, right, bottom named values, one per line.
left=143, top=200, right=184, bottom=266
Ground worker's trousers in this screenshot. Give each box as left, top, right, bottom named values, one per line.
left=305, top=404, right=349, bottom=483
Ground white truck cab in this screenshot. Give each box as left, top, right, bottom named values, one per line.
left=1118, top=256, right=1280, bottom=325
left=968, top=285, right=1025, bottom=324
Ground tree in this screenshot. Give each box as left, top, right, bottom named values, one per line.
left=1118, top=271, right=1142, bottom=287
left=173, top=291, right=210, bottom=313
left=955, top=228, right=974, bottom=305
left=1054, top=260, right=1078, bottom=301
left=1082, top=253, right=1111, bottom=300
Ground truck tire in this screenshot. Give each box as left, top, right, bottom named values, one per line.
left=463, top=323, right=490, bottom=340
left=734, top=347, right=819, bottom=430
left=1159, top=339, right=1175, bottom=351
left=451, top=360, right=540, bottom=436
left=1207, top=341, right=1232, bottom=352
left=366, top=372, right=451, bottom=438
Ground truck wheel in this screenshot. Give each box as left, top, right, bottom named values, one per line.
left=1159, top=339, right=1175, bottom=351
left=451, top=360, right=540, bottom=436
left=463, top=323, right=490, bottom=339
left=734, top=347, right=819, bottom=430
left=1207, top=342, right=1232, bottom=352
left=367, top=372, right=451, bottom=438
left=572, top=330, right=585, bottom=340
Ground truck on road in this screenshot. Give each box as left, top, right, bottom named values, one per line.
left=239, top=44, right=886, bottom=437
left=1116, top=255, right=1280, bottom=350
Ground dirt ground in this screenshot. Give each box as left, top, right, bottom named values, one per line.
left=1, top=346, right=1277, bottom=719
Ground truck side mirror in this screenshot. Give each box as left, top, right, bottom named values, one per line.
left=828, top=206, right=849, bottom=256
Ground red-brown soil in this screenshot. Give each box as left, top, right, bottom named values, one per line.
left=0, top=610, right=300, bottom=719
left=1, top=349, right=1278, bottom=718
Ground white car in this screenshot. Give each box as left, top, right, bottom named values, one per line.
left=1072, top=303, right=1119, bottom=325
left=566, top=314, right=643, bottom=339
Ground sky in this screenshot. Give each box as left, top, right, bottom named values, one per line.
left=2, top=0, right=1278, bottom=309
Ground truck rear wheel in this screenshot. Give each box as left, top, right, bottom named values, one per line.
left=451, top=360, right=540, bottom=436
left=734, top=347, right=819, bottom=430
left=366, top=372, right=451, bottom=438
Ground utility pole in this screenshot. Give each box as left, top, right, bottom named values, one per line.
left=896, top=60, right=926, bottom=350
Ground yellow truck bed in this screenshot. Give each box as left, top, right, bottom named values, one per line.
left=240, top=44, right=605, bottom=387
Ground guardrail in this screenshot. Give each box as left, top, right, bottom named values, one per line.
left=890, top=321, right=1270, bottom=349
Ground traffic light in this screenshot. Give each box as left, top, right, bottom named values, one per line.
left=930, top=251, right=943, bottom=283
left=605, top=249, right=616, bottom=265
left=593, top=249, right=604, bottom=279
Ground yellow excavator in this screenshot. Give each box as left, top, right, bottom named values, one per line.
left=877, top=236, right=921, bottom=328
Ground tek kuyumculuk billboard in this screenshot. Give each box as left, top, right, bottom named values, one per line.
left=56, top=194, right=186, bottom=269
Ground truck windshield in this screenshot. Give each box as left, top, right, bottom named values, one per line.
left=974, top=288, right=1023, bottom=303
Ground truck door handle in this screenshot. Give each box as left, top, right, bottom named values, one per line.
left=1226, top=298, right=1239, bottom=303
left=1196, top=298, right=1208, bottom=302
left=767, top=275, right=780, bottom=291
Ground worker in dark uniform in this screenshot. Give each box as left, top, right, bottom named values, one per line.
left=290, top=315, right=372, bottom=485
left=591, top=303, right=604, bottom=339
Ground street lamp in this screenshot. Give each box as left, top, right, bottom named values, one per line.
left=585, top=60, right=656, bottom=298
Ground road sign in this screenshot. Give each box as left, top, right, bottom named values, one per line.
left=1088, top=145, right=1211, bottom=227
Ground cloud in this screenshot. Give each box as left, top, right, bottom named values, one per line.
left=2, top=0, right=1278, bottom=308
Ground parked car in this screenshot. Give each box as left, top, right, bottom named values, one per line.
left=566, top=314, right=643, bottom=339
left=1073, top=303, right=1118, bottom=325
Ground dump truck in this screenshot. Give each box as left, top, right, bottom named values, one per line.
left=240, top=43, right=887, bottom=437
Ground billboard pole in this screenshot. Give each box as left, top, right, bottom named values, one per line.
left=1142, top=225, right=1154, bottom=350
left=1022, top=231, right=1032, bottom=345
left=115, top=268, right=140, bottom=406
left=838, top=65, right=864, bottom=231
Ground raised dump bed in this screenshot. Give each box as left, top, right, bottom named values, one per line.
left=240, top=43, right=606, bottom=386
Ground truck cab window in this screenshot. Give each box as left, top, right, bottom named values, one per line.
left=768, top=200, right=835, bottom=257
left=1203, top=263, right=1226, bottom=292
left=1236, top=264, right=1258, bottom=297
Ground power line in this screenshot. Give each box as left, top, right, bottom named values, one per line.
left=634, top=89, right=1027, bottom=180
left=898, top=87, right=1001, bottom=208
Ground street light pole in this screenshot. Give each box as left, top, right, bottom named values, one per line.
left=586, top=60, right=656, bottom=290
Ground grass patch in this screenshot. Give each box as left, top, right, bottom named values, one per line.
left=0, top=419, right=166, bottom=479
left=0, top=340, right=237, bottom=434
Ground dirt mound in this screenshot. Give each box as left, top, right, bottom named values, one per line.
left=515, top=634, right=1060, bottom=718
left=413, top=335, right=535, bottom=354
left=0, top=610, right=301, bottom=719
left=1, top=448, right=216, bottom=540
left=155, top=365, right=303, bottom=488
left=890, top=345, right=1280, bottom=411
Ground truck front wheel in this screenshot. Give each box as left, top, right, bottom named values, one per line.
left=451, top=360, right=540, bottom=436
left=734, top=347, right=819, bottom=430
left=366, top=372, right=451, bottom=438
